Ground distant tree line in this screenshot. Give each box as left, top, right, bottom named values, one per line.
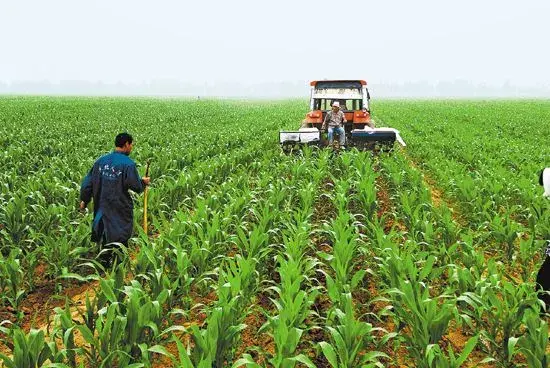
left=0, top=79, right=548, bottom=98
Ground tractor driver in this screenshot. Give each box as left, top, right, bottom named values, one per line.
left=322, top=101, right=347, bottom=147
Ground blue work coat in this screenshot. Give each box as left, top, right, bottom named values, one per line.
left=80, top=151, right=144, bottom=244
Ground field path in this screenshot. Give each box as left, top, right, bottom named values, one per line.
left=400, top=148, right=467, bottom=226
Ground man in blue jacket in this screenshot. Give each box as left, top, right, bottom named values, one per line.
left=80, top=133, right=150, bottom=265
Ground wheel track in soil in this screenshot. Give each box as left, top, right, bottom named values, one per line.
left=369, top=155, right=411, bottom=367
left=302, top=175, right=338, bottom=368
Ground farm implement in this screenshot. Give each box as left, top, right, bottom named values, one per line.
left=279, top=80, right=405, bottom=151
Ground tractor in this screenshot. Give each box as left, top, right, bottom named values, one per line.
left=279, top=80, right=405, bottom=151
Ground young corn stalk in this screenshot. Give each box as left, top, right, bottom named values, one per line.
left=350, top=151, right=378, bottom=221
left=176, top=254, right=257, bottom=367
left=133, top=239, right=177, bottom=308
left=0, top=190, right=30, bottom=246
left=186, top=210, right=227, bottom=278
left=76, top=301, right=131, bottom=367
left=436, top=205, right=462, bottom=246
left=518, top=309, right=549, bottom=368
left=0, top=328, right=64, bottom=368
left=0, top=249, right=26, bottom=321
left=166, top=240, right=196, bottom=309
left=67, top=263, right=128, bottom=366
left=235, top=218, right=271, bottom=261
left=485, top=208, right=522, bottom=262
left=248, top=219, right=319, bottom=368
left=383, top=251, right=457, bottom=367
left=236, top=256, right=317, bottom=368
left=517, top=234, right=541, bottom=282
left=52, top=300, right=81, bottom=367
left=532, top=201, right=550, bottom=242
left=320, top=210, right=366, bottom=311
left=39, top=228, right=90, bottom=279
left=458, top=272, right=538, bottom=367
left=76, top=280, right=168, bottom=366
left=441, top=232, right=486, bottom=297
left=424, top=335, right=479, bottom=368
left=319, top=292, right=389, bottom=368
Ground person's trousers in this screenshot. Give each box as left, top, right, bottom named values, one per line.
left=328, top=126, right=346, bottom=146
left=98, top=233, right=128, bottom=267
left=536, top=255, right=550, bottom=312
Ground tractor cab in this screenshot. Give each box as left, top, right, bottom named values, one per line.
left=303, top=80, right=373, bottom=132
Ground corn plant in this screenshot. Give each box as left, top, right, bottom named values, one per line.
left=0, top=328, right=62, bottom=368
left=516, top=234, right=541, bottom=282
left=37, top=227, right=90, bottom=279
left=52, top=300, right=79, bottom=367
left=458, top=275, right=538, bottom=367
left=0, top=190, right=30, bottom=246
left=235, top=225, right=270, bottom=262
left=20, top=247, right=40, bottom=292
left=77, top=302, right=132, bottom=367
left=70, top=264, right=130, bottom=366
left=383, top=252, right=456, bottom=366
left=532, top=201, right=550, bottom=241
left=165, top=240, right=195, bottom=308
left=123, top=282, right=167, bottom=353
left=424, top=335, right=479, bottom=368
left=435, top=205, right=462, bottom=246
left=0, top=249, right=26, bottom=321
left=484, top=208, right=522, bottom=262
left=446, top=233, right=487, bottom=296
left=257, top=250, right=319, bottom=368
left=319, top=293, right=389, bottom=368
left=321, top=211, right=365, bottom=309
left=518, top=309, right=549, bottom=368
left=182, top=254, right=257, bottom=367
left=184, top=302, right=246, bottom=368
left=350, top=151, right=378, bottom=221
left=133, top=240, right=176, bottom=307
left=76, top=281, right=167, bottom=366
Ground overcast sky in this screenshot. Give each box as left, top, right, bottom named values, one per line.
left=1, top=0, right=549, bottom=94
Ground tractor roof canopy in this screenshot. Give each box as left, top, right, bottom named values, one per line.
left=310, top=80, right=368, bottom=101
left=310, top=80, right=367, bottom=88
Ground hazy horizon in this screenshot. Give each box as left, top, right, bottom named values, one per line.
left=1, top=0, right=549, bottom=97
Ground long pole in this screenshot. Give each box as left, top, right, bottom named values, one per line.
left=143, top=160, right=151, bottom=234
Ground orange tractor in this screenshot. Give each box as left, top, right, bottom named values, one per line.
left=279, top=79, right=405, bottom=150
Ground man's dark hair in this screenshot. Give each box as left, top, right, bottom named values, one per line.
left=115, top=133, right=133, bottom=148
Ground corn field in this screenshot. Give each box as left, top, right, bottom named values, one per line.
left=0, top=97, right=549, bottom=367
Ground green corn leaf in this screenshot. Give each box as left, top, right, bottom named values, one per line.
left=99, top=279, right=118, bottom=303
left=76, top=325, right=96, bottom=346
left=148, top=344, right=174, bottom=358
left=455, top=335, right=478, bottom=367
left=0, top=353, right=17, bottom=368
left=351, top=269, right=367, bottom=289
left=287, top=354, right=316, bottom=368
left=319, top=341, right=338, bottom=368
